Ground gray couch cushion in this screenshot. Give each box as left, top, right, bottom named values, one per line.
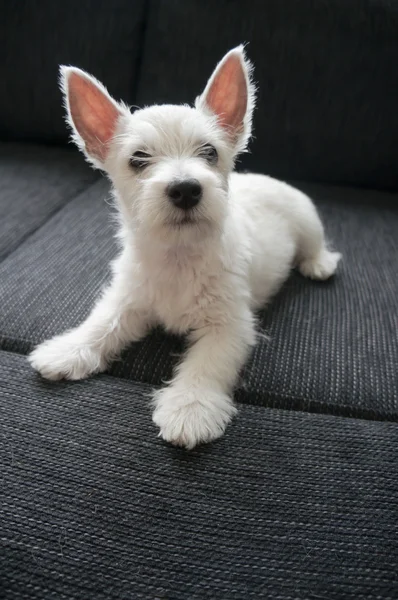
left=0, top=143, right=97, bottom=260
left=1, top=350, right=397, bottom=599
left=0, top=177, right=116, bottom=349
left=0, top=176, right=397, bottom=419
left=0, top=0, right=146, bottom=143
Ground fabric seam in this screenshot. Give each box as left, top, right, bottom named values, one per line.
left=1, top=343, right=396, bottom=424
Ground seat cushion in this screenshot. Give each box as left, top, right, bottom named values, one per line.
left=0, top=175, right=397, bottom=419
left=0, top=0, right=146, bottom=143
left=0, top=142, right=97, bottom=260
left=1, top=350, right=397, bottom=599
left=137, top=0, right=398, bottom=190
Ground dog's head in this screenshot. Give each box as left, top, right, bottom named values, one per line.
left=60, top=46, right=255, bottom=245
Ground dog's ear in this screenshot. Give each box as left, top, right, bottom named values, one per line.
left=196, top=45, right=255, bottom=152
left=60, top=66, right=126, bottom=168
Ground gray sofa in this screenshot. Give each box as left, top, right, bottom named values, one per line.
left=1, top=1, right=397, bottom=598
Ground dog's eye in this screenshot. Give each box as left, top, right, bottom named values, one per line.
left=198, top=144, right=218, bottom=165
left=129, top=151, right=151, bottom=169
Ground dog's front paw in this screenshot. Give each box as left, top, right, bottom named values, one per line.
left=152, top=386, right=237, bottom=449
left=28, top=333, right=106, bottom=381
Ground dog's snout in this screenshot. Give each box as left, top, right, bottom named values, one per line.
left=167, top=179, right=203, bottom=210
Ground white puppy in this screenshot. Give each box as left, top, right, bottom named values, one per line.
left=29, top=46, right=341, bottom=448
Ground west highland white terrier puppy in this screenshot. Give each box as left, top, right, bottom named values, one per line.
left=29, top=46, right=341, bottom=448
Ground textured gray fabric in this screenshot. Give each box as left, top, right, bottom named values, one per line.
left=1, top=177, right=398, bottom=418
left=0, top=143, right=97, bottom=260
left=0, top=178, right=117, bottom=347
left=138, top=0, right=398, bottom=190
left=0, top=0, right=147, bottom=143
left=0, top=179, right=397, bottom=418
left=1, top=350, right=397, bottom=599
left=238, top=182, right=398, bottom=419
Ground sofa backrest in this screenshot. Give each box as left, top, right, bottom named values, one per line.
left=2, top=0, right=398, bottom=191
left=0, top=0, right=146, bottom=143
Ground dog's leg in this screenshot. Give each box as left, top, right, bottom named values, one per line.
left=153, top=306, right=256, bottom=449
left=29, top=272, right=151, bottom=381
left=293, top=191, right=341, bottom=280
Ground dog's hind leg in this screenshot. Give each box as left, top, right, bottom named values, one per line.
left=290, top=188, right=342, bottom=281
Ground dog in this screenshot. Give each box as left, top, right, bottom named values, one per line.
left=29, top=46, right=341, bottom=449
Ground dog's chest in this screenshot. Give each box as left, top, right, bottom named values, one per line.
left=142, top=249, right=223, bottom=334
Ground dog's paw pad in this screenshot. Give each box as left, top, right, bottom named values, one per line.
left=299, top=250, right=341, bottom=281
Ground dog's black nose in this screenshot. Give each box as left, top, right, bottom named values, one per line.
left=167, top=179, right=203, bottom=210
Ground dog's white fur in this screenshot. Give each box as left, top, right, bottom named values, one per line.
left=29, top=46, right=341, bottom=448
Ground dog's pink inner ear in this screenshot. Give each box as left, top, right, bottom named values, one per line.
left=68, top=72, right=121, bottom=161
left=205, top=53, right=247, bottom=136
